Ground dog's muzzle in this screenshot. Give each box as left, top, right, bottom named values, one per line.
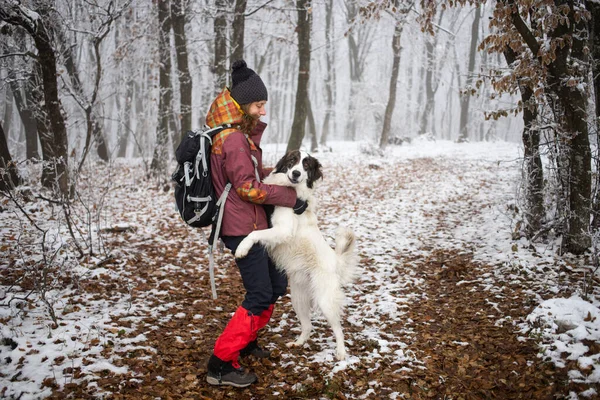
left=289, top=170, right=301, bottom=184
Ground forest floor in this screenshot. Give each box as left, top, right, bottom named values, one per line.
left=2, top=141, right=600, bottom=399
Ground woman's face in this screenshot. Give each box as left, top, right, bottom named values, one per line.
left=246, top=101, right=267, bottom=119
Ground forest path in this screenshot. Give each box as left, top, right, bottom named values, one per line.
left=398, top=247, right=571, bottom=398
left=42, top=154, right=593, bottom=399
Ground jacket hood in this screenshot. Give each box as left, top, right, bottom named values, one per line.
left=206, top=88, right=244, bottom=128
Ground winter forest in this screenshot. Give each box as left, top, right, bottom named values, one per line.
left=2, top=0, right=600, bottom=398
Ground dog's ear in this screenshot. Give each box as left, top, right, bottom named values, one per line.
left=306, top=157, right=323, bottom=189
left=274, top=153, right=289, bottom=173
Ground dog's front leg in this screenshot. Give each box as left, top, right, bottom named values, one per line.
left=235, top=231, right=259, bottom=259
left=263, top=172, right=293, bottom=187
left=235, top=210, right=296, bottom=259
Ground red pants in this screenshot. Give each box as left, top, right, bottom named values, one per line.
left=213, top=304, right=274, bottom=362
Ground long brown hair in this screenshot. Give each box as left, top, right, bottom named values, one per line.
left=239, top=103, right=260, bottom=135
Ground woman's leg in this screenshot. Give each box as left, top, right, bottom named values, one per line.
left=212, top=237, right=274, bottom=361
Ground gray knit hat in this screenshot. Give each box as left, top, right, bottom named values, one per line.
left=230, top=60, right=268, bottom=105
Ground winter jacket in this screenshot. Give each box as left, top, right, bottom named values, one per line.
left=207, top=88, right=296, bottom=237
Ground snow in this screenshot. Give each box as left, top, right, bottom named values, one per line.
left=1, top=138, right=599, bottom=397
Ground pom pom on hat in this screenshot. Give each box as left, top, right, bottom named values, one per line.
left=230, top=59, right=268, bottom=105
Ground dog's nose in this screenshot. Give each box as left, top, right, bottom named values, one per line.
left=292, top=170, right=301, bottom=179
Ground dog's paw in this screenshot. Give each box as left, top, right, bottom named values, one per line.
left=336, top=347, right=347, bottom=361
left=235, top=240, right=253, bottom=259
left=285, top=340, right=304, bottom=348
left=264, top=172, right=292, bottom=187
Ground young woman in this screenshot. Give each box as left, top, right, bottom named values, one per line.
left=205, top=60, right=307, bottom=387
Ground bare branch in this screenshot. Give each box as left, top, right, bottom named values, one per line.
left=0, top=51, right=38, bottom=60
left=505, top=0, right=541, bottom=56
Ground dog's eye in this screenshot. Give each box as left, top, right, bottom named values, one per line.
left=302, top=158, right=313, bottom=171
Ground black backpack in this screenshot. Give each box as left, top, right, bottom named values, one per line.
left=171, top=124, right=260, bottom=299
left=172, top=124, right=232, bottom=231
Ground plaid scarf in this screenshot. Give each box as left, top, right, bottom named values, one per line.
left=205, top=88, right=244, bottom=128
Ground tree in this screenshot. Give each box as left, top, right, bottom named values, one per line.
left=56, top=3, right=121, bottom=169
left=151, top=0, right=173, bottom=175
left=481, top=0, right=591, bottom=253
left=418, top=0, right=592, bottom=253
left=0, top=121, right=20, bottom=190
left=345, top=0, right=375, bottom=140
left=319, top=0, right=335, bottom=148
left=10, top=73, right=39, bottom=160
left=213, top=0, right=228, bottom=93
left=1, top=35, right=39, bottom=160
left=379, top=1, right=413, bottom=149
left=1, top=1, right=69, bottom=196
left=504, top=46, right=543, bottom=236
left=231, top=0, right=247, bottom=62
left=171, top=0, right=192, bottom=144
left=587, top=0, right=600, bottom=228
left=287, top=0, right=311, bottom=152
left=457, top=5, right=481, bottom=142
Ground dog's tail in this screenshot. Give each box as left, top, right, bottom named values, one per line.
left=335, top=227, right=359, bottom=285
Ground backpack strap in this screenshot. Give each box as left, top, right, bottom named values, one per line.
left=245, top=133, right=261, bottom=183
left=251, top=155, right=260, bottom=183
left=207, top=182, right=232, bottom=299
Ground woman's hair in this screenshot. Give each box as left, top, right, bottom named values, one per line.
left=239, top=103, right=259, bottom=135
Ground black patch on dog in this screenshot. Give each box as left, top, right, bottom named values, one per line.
left=264, top=204, right=275, bottom=228
left=274, top=150, right=300, bottom=174
left=303, top=155, right=323, bottom=189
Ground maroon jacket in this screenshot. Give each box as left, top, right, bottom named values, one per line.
left=207, top=89, right=296, bottom=237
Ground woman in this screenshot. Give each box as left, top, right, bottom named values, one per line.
left=205, top=60, right=307, bottom=387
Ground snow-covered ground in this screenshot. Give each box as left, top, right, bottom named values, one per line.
left=1, top=138, right=599, bottom=399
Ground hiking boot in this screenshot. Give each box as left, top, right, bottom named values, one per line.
left=240, top=340, right=271, bottom=359
left=206, top=354, right=257, bottom=388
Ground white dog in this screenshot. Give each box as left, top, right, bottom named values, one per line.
left=234, top=150, right=359, bottom=361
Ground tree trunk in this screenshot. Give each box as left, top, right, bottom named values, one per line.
left=406, top=56, right=414, bottom=135
left=0, top=121, right=20, bottom=190
left=320, top=0, right=335, bottom=147
left=380, top=9, right=403, bottom=149
left=2, top=84, right=13, bottom=140
left=10, top=76, right=39, bottom=160
left=344, top=0, right=371, bottom=141
left=60, top=31, right=109, bottom=163
left=561, top=87, right=592, bottom=253
left=171, top=0, right=192, bottom=147
left=36, top=26, right=69, bottom=195
left=151, top=0, right=173, bottom=174
left=587, top=0, right=600, bottom=229
left=287, top=0, right=311, bottom=152
left=504, top=47, right=544, bottom=236
left=457, top=5, right=481, bottom=142
left=589, top=1, right=600, bottom=128
left=419, top=36, right=435, bottom=136
left=29, top=63, right=56, bottom=188
left=555, top=5, right=591, bottom=254
left=306, top=96, right=317, bottom=152
left=117, top=79, right=134, bottom=158
left=505, top=0, right=591, bottom=253
left=214, top=0, right=228, bottom=93
left=231, top=0, right=247, bottom=62
left=0, top=5, right=70, bottom=195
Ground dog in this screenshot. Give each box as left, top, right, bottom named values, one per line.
left=234, top=150, right=359, bottom=361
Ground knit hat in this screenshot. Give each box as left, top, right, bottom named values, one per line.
left=230, top=60, right=268, bottom=105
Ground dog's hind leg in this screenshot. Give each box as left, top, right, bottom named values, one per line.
left=286, top=278, right=312, bottom=348
left=314, top=282, right=347, bottom=361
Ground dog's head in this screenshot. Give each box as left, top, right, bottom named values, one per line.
left=274, top=150, right=323, bottom=189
